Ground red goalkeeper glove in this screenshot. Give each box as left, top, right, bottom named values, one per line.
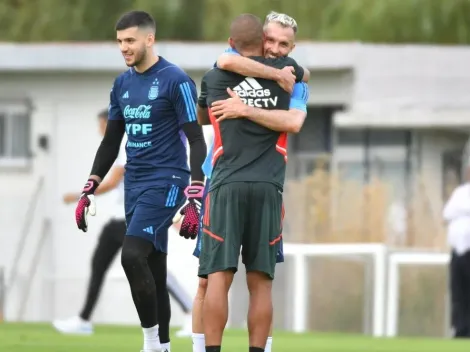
left=175, top=183, right=204, bottom=240
left=75, top=179, right=99, bottom=232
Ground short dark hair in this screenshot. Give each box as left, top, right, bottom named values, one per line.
left=230, top=14, right=264, bottom=52
left=115, top=11, right=156, bottom=32
left=97, top=109, right=108, bottom=120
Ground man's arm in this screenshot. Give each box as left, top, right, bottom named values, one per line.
left=244, top=82, right=309, bottom=132
left=89, top=120, right=125, bottom=182
left=442, top=187, right=470, bottom=222
left=241, top=107, right=305, bottom=134
left=89, top=82, right=125, bottom=182
left=218, top=54, right=284, bottom=82
left=197, top=74, right=211, bottom=126
left=173, top=75, right=207, bottom=183
left=211, top=83, right=309, bottom=134
left=63, top=164, right=125, bottom=204
left=218, top=54, right=309, bottom=83
left=197, top=105, right=211, bottom=125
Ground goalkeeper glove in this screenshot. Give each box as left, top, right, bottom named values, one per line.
left=177, top=182, right=205, bottom=240
left=75, top=179, right=99, bottom=232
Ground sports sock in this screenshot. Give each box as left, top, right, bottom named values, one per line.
left=142, top=325, right=160, bottom=351
left=192, top=333, right=205, bottom=352
left=206, top=346, right=221, bottom=352
left=264, top=337, right=272, bottom=352
left=161, top=342, right=171, bottom=351
left=249, top=347, right=264, bottom=352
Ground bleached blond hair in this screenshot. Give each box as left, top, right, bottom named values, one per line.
left=264, top=11, right=298, bottom=33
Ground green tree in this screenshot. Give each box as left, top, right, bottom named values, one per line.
left=2, top=0, right=470, bottom=44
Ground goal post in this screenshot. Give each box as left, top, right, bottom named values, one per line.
left=283, top=243, right=387, bottom=337
left=385, top=252, right=450, bottom=337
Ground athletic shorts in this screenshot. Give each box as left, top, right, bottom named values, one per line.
left=125, top=184, right=185, bottom=253
left=198, top=182, right=283, bottom=280
left=193, top=182, right=285, bottom=264
left=193, top=179, right=211, bottom=258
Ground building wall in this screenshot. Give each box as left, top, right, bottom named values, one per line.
left=0, top=69, right=350, bottom=323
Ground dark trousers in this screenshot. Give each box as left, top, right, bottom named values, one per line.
left=79, top=219, right=192, bottom=322
left=450, top=250, right=470, bottom=338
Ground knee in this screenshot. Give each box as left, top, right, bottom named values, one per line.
left=246, top=271, right=272, bottom=295
left=121, top=244, right=145, bottom=271
left=91, top=252, right=102, bottom=272
left=196, top=278, right=208, bottom=297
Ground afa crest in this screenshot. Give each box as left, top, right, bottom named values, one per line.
left=148, top=79, right=159, bottom=100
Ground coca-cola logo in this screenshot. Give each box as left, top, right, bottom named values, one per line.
left=123, top=105, right=152, bottom=119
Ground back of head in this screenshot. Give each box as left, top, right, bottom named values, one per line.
left=115, top=10, right=156, bottom=33
left=229, top=14, right=264, bottom=54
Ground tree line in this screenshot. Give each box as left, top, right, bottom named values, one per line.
left=1, top=0, right=470, bottom=44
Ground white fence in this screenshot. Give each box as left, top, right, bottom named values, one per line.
left=2, top=242, right=451, bottom=337
left=282, top=243, right=450, bottom=337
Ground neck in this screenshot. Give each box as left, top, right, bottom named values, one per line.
left=240, top=50, right=262, bottom=57
left=134, top=52, right=159, bottom=73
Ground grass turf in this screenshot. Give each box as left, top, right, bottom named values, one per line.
left=1, top=323, right=469, bottom=352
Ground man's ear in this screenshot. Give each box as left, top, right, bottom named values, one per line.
left=228, top=37, right=235, bottom=49
left=146, top=33, right=155, bottom=48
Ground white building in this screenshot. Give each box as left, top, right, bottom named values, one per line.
left=0, top=42, right=469, bottom=325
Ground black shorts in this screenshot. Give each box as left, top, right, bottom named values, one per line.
left=198, top=182, right=283, bottom=280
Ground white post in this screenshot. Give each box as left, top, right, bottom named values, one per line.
left=292, top=253, right=307, bottom=333
left=372, top=245, right=387, bottom=337
left=385, top=255, right=400, bottom=337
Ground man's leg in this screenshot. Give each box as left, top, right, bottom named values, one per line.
left=80, top=220, right=126, bottom=321
left=52, top=219, right=125, bottom=335
left=243, top=182, right=282, bottom=351
left=148, top=249, right=172, bottom=351
left=191, top=180, right=209, bottom=348
left=246, top=272, right=273, bottom=350
left=198, top=183, right=246, bottom=351
left=450, top=251, right=469, bottom=337
left=192, top=278, right=207, bottom=352
left=167, top=271, right=193, bottom=337
left=124, top=185, right=185, bottom=351
left=121, top=236, right=161, bottom=350
left=460, top=251, right=470, bottom=337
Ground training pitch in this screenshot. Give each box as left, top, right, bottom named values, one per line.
left=1, top=323, right=469, bottom=352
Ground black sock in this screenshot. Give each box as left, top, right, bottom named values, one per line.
left=206, top=346, right=221, bottom=352
left=249, top=347, right=264, bottom=352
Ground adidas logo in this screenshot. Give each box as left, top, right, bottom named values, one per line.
left=232, top=77, right=278, bottom=108
left=122, top=91, right=129, bottom=99
left=143, top=226, right=154, bottom=234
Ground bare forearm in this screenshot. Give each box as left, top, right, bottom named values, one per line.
left=218, top=55, right=280, bottom=81
left=242, top=106, right=303, bottom=133
left=197, top=105, right=211, bottom=125
left=95, top=181, right=116, bottom=195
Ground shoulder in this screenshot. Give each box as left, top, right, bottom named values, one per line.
left=292, top=82, right=309, bottom=100
left=112, top=69, right=133, bottom=89
left=158, top=59, right=194, bottom=84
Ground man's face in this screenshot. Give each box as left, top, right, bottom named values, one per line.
left=116, top=26, right=151, bottom=67
left=263, top=22, right=296, bottom=58
left=98, top=117, right=107, bottom=136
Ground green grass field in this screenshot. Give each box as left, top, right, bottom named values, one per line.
left=1, top=323, right=469, bottom=352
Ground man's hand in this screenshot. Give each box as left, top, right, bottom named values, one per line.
left=211, top=88, right=248, bottom=122
left=176, top=182, right=205, bottom=240
left=276, top=66, right=296, bottom=94
left=63, top=192, right=80, bottom=204
left=75, top=179, right=99, bottom=232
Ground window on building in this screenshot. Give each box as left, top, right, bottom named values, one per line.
left=0, top=101, right=32, bottom=167
left=335, top=128, right=412, bottom=201
left=287, top=106, right=340, bottom=179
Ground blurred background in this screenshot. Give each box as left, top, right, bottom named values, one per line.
left=1, top=0, right=470, bottom=341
